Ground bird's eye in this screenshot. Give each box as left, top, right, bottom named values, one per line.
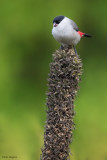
left=56, top=21, right=60, bottom=24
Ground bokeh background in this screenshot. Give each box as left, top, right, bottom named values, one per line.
left=0, top=0, right=107, bottom=160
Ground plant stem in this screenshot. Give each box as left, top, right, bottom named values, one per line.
left=41, top=48, right=82, bottom=160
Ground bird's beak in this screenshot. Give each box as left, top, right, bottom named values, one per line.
left=53, top=23, right=58, bottom=27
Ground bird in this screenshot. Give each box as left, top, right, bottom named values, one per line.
left=52, top=15, right=91, bottom=49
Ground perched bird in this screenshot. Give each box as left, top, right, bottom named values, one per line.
left=52, top=15, right=91, bottom=49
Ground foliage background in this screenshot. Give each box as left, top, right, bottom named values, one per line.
left=0, top=0, right=107, bottom=160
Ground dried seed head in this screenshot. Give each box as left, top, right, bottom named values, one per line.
left=41, top=48, right=82, bottom=160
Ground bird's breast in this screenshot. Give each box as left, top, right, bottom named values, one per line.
left=52, top=24, right=81, bottom=45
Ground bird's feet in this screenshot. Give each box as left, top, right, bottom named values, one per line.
left=60, top=45, right=64, bottom=50
left=60, top=45, right=78, bottom=55
left=74, top=47, right=78, bottom=55
left=60, top=45, right=72, bottom=50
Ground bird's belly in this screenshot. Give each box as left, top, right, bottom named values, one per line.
left=52, top=28, right=80, bottom=46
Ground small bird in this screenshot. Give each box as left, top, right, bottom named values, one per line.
left=52, top=15, right=91, bottom=49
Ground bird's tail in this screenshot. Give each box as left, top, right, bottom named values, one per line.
left=77, top=31, right=92, bottom=38
left=84, top=33, right=92, bottom=38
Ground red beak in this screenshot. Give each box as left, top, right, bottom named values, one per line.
left=53, top=23, right=58, bottom=27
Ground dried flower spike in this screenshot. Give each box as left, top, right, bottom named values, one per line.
left=41, top=48, right=82, bottom=160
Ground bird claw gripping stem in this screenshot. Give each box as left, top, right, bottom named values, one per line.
left=60, top=45, right=78, bottom=55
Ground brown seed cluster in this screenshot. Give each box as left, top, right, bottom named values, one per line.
left=41, top=48, right=82, bottom=160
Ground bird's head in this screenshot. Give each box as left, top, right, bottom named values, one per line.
left=53, top=16, right=65, bottom=27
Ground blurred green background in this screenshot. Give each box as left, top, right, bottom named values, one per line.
left=0, top=0, right=107, bottom=160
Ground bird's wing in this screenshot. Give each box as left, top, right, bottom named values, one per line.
left=70, top=19, right=79, bottom=31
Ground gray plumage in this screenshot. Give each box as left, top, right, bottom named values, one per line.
left=52, top=16, right=81, bottom=46
left=70, top=19, right=79, bottom=31
left=52, top=16, right=91, bottom=47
